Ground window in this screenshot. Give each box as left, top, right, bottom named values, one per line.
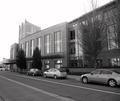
left=104, top=10, right=115, bottom=25
left=70, top=43, right=76, bottom=55
left=54, top=60, right=62, bottom=69
left=37, top=37, right=41, bottom=50
left=70, top=60, right=78, bottom=67
left=54, top=31, right=62, bottom=53
left=44, top=60, right=50, bottom=69
left=111, top=58, right=120, bottom=66
left=70, top=30, right=75, bottom=40
left=21, top=43, right=24, bottom=50
left=45, top=34, right=51, bottom=54
left=107, top=24, right=118, bottom=50
left=30, top=39, right=34, bottom=56
left=25, top=42, right=29, bottom=57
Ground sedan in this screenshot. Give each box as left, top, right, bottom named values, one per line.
left=27, top=68, right=42, bottom=76
left=81, top=69, right=120, bottom=87
left=43, top=68, right=67, bottom=79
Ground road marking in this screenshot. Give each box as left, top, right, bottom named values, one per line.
left=14, top=74, right=120, bottom=96
left=0, top=75, right=75, bottom=101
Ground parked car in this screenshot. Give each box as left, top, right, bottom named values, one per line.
left=81, top=69, right=120, bottom=87
left=0, top=66, right=5, bottom=71
left=27, top=68, right=42, bottom=76
left=43, top=68, right=67, bottom=79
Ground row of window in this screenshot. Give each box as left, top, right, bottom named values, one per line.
left=70, top=10, right=119, bottom=51
left=21, top=31, right=62, bottom=57
left=111, top=58, right=120, bottom=66
left=44, top=59, right=63, bottom=69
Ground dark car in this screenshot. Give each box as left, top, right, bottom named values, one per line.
left=27, top=68, right=42, bottom=76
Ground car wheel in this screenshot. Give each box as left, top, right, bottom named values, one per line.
left=54, top=75, right=57, bottom=79
left=82, top=77, right=88, bottom=84
left=108, top=79, right=117, bottom=87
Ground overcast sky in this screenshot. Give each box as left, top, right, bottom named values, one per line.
left=0, top=0, right=111, bottom=61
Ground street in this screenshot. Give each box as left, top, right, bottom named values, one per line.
left=0, top=71, right=120, bottom=101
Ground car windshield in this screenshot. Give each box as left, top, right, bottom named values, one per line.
left=112, top=70, right=120, bottom=74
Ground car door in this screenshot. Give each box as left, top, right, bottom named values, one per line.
left=49, top=69, right=55, bottom=77
left=88, top=70, right=101, bottom=83
left=51, top=69, right=58, bottom=77
left=98, top=70, right=113, bottom=84
left=46, top=69, right=52, bottom=77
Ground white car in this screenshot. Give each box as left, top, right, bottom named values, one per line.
left=0, top=66, right=5, bottom=71
left=81, top=69, right=120, bottom=87
left=43, top=68, right=67, bottom=79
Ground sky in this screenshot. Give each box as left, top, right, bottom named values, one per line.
left=0, top=0, right=112, bottom=61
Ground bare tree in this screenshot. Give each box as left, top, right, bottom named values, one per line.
left=77, top=0, right=107, bottom=67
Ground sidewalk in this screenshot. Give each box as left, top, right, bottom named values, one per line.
left=67, top=75, right=81, bottom=81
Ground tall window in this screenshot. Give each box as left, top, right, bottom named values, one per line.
left=21, top=43, right=24, bottom=50
left=70, top=42, right=75, bottom=55
left=54, top=31, right=62, bottom=53
left=70, top=30, right=75, bottom=40
left=54, top=60, right=62, bottom=69
left=45, top=34, right=51, bottom=54
left=104, top=10, right=118, bottom=50
left=30, top=39, right=34, bottom=56
left=25, top=42, right=29, bottom=57
left=107, top=25, right=118, bottom=50
left=44, top=60, right=50, bottom=69
left=111, top=58, right=120, bottom=66
left=37, top=37, right=41, bottom=50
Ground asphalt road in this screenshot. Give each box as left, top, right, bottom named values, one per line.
left=0, top=71, right=120, bottom=101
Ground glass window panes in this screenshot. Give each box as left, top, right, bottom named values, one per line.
left=70, top=30, right=75, bottom=40
left=45, top=34, right=51, bottom=54
left=54, top=60, right=62, bottom=69
left=111, top=58, right=120, bottom=66
left=25, top=42, right=29, bottom=57
left=37, top=37, right=41, bottom=50
left=30, top=39, right=34, bottom=56
left=54, top=31, right=62, bottom=53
